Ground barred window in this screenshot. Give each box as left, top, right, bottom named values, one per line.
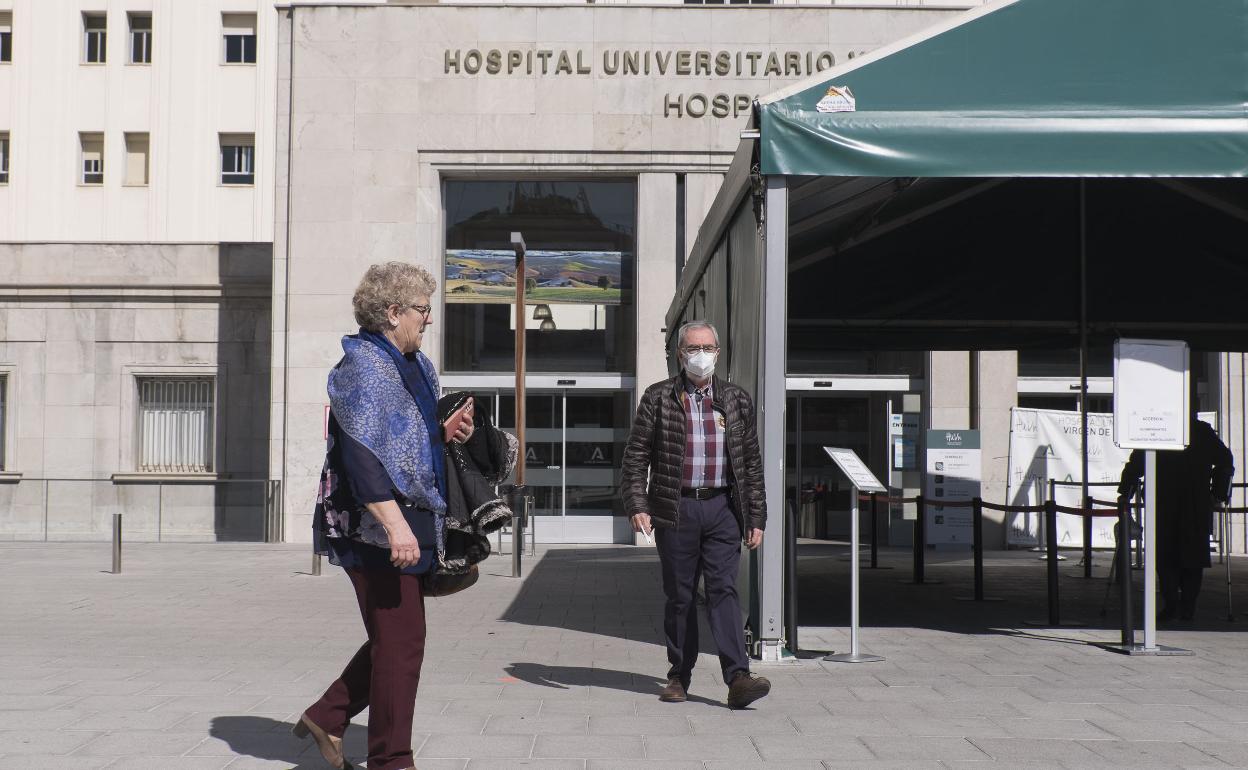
left=137, top=377, right=214, bottom=473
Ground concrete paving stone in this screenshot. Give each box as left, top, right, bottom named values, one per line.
left=540, top=699, right=637, bottom=717
left=0, top=677, right=82, bottom=695
left=861, top=736, right=989, bottom=761
left=1077, top=738, right=1228, bottom=765
left=586, top=758, right=703, bottom=763
left=752, top=734, right=874, bottom=761
left=74, top=730, right=209, bottom=756
left=886, top=715, right=1010, bottom=738
left=66, top=709, right=196, bottom=730
left=1005, top=701, right=1122, bottom=720
left=1101, top=702, right=1218, bottom=722
left=222, top=759, right=316, bottom=770
left=705, top=763, right=826, bottom=770
left=0, top=729, right=103, bottom=755
left=155, top=695, right=273, bottom=713
left=466, top=760, right=585, bottom=770
left=0, top=694, right=81, bottom=710
left=1109, top=688, right=1223, bottom=706
left=850, top=686, right=946, bottom=703
left=791, top=714, right=903, bottom=736
left=0, top=757, right=114, bottom=769
left=0, top=709, right=94, bottom=730
left=987, top=717, right=1116, bottom=740
left=188, top=730, right=314, bottom=756
left=965, top=737, right=1105, bottom=764
left=932, top=685, right=1044, bottom=704
left=642, top=734, right=761, bottom=760
left=589, top=715, right=691, bottom=735
left=100, top=759, right=232, bottom=770
left=532, top=734, right=644, bottom=759
left=1201, top=689, right=1248, bottom=707
left=419, top=734, right=535, bottom=759
left=486, top=715, right=588, bottom=734
left=175, top=712, right=295, bottom=734
left=444, top=698, right=543, bottom=716
left=378, top=761, right=467, bottom=770
left=631, top=697, right=728, bottom=715
left=1186, top=741, right=1248, bottom=765
left=822, top=701, right=929, bottom=719
left=1089, top=718, right=1228, bottom=742
left=136, top=680, right=248, bottom=697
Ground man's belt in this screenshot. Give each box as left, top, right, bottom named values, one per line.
left=681, top=487, right=730, bottom=500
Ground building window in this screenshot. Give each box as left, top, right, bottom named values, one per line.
left=0, top=12, right=13, bottom=63
left=443, top=180, right=637, bottom=373
left=124, top=132, right=149, bottom=186
left=0, top=133, right=8, bottom=184
left=222, top=13, right=256, bottom=64
left=79, top=132, right=103, bottom=185
left=128, top=12, right=151, bottom=64
left=137, top=377, right=214, bottom=473
left=83, top=12, right=106, bottom=64
left=219, top=134, right=254, bottom=185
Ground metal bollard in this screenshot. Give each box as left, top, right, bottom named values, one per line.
left=972, top=498, right=984, bottom=601
left=312, top=553, right=322, bottom=576
left=1117, top=500, right=1135, bottom=646
left=111, top=513, right=122, bottom=574
left=1045, top=498, right=1060, bottom=625
left=509, top=485, right=527, bottom=578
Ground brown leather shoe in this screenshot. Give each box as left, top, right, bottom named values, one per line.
left=659, top=676, right=687, bottom=702
left=292, top=712, right=350, bottom=769
left=726, top=671, right=771, bottom=709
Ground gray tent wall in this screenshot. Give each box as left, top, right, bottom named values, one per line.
left=665, top=138, right=789, bottom=660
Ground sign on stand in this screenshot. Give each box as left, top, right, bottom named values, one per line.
left=1105, top=338, right=1191, bottom=657
left=822, top=447, right=885, bottom=664
left=925, top=430, right=981, bottom=546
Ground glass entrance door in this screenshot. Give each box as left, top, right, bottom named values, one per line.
left=785, top=395, right=875, bottom=540
left=487, top=389, right=631, bottom=540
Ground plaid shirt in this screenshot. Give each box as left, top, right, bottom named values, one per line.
left=681, top=380, right=728, bottom=489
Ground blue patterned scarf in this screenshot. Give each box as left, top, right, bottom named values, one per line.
left=327, top=330, right=447, bottom=515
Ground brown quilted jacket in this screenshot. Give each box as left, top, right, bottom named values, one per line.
left=619, top=374, right=767, bottom=535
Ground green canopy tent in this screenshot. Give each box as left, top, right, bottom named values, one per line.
left=667, top=0, right=1248, bottom=661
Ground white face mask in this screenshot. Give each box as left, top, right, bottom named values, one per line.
left=684, top=350, right=717, bottom=379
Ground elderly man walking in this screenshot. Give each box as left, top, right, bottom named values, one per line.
left=620, top=321, right=771, bottom=709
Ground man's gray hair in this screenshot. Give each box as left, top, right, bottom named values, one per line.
left=676, top=321, right=720, bottom=348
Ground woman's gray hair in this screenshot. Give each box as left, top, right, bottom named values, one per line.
left=676, top=321, right=720, bottom=348
left=352, top=262, right=438, bottom=332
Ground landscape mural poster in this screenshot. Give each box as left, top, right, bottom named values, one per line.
left=446, top=248, right=625, bottom=305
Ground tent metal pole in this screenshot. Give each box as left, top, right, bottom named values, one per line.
left=758, top=175, right=789, bottom=662
left=1079, top=179, right=1092, bottom=577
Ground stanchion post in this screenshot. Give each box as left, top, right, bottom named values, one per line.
left=510, top=484, right=526, bottom=578
left=312, top=553, right=322, bottom=576
left=1083, top=495, right=1094, bottom=578
left=1118, top=499, right=1134, bottom=646
left=1045, top=498, right=1060, bottom=626
left=869, top=493, right=879, bottom=569
left=111, top=513, right=122, bottom=574
left=972, top=497, right=984, bottom=601
left=913, top=495, right=925, bottom=584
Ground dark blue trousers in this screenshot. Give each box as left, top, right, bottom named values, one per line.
left=655, top=493, right=750, bottom=687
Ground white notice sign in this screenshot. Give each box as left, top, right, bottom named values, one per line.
left=1113, top=339, right=1189, bottom=450
left=823, top=447, right=886, bottom=493
left=925, top=430, right=981, bottom=545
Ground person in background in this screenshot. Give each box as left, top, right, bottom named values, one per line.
left=620, top=320, right=771, bottom=709
left=1118, top=413, right=1234, bottom=622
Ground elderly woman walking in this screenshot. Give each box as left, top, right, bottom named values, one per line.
left=295, top=262, right=474, bottom=770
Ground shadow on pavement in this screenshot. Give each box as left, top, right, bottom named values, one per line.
left=503, top=661, right=727, bottom=707
left=209, top=715, right=360, bottom=770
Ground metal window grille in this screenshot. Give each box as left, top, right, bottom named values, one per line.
left=129, top=15, right=151, bottom=64
left=221, top=143, right=254, bottom=185
left=84, top=15, right=106, bottom=63
left=138, top=378, right=214, bottom=473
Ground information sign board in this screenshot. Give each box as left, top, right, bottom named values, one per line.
left=823, top=447, right=886, bottom=493
left=1113, top=339, right=1189, bottom=450
left=925, top=429, right=981, bottom=545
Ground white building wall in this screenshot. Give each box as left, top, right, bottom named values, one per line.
left=0, top=0, right=277, bottom=243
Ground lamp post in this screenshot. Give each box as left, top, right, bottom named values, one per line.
left=510, top=232, right=528, bottom=577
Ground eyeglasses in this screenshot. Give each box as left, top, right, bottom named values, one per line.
left=682, top=345, right=719, bottom=354
left=409, top=304, right=432, bottom=317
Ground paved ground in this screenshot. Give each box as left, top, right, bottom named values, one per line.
left=2, top=540, right=1248, bottom=768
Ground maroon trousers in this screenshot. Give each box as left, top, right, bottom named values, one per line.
left=306, top=569, right=427, bottom=770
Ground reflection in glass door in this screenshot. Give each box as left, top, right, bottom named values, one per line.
left=494, top=390, right=630, bottom=519
left=784, top=395, right=873, bottom=540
